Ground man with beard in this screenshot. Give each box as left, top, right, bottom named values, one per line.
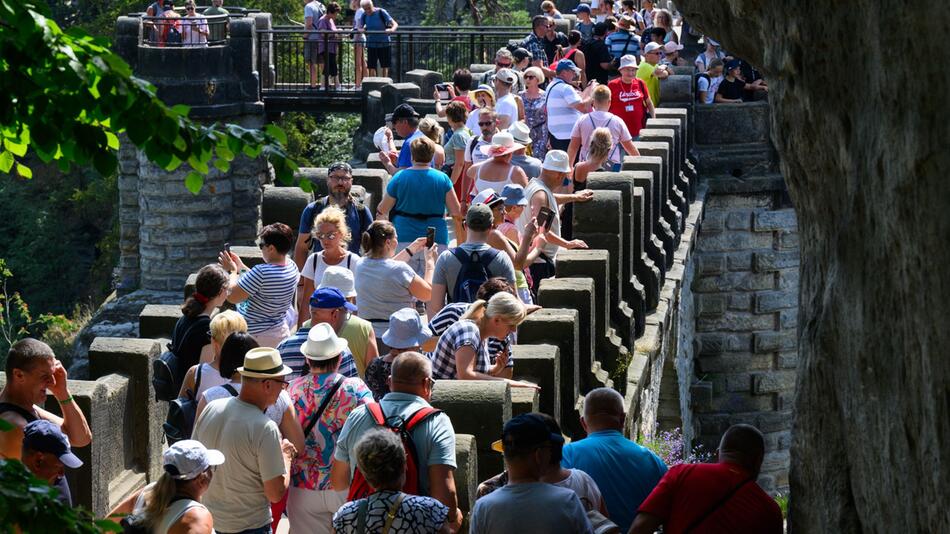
left=0, top=338, right=91, bottom=506
left=294, top=161, right=374, bottom=271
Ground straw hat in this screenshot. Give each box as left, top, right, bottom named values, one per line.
left=237, top=347, right=292, bottom=378
left=301, top=323, right=350, bottom=361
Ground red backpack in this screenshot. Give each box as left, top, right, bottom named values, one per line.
left=346, top=403, right=442, bottom=501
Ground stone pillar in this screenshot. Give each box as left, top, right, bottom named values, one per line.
left=454, top=434, right=478, bottom=514
left=511, top=344, right=560, bottom=420
left=624, top=156, right=674, bottom=270
left=635, top=137, right=683, bottom=236
left=639, top=128, right=688, bottom=227
left=537, top=278, right=606, bottom=396
left=431, top=380, right=510, bottom=481
left=262, top=185, right=313, bottom=232
left=115, top=14, right=271, bottom=291
left=139, top=304, right=182, bottom=339
left=691, top=182, right=799, bottom=494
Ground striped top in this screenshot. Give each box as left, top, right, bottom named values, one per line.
left=545, top=80, right=583, bottom=140
left=237, top=262, right=299, bottom=334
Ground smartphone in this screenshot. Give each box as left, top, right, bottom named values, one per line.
left=538, top=206, right=555, bottom=231
left=224, top=242, right=231, bottom=253
left=435, top=83, right=450, bottom=101
left=426, top=226, right=436, bottom=248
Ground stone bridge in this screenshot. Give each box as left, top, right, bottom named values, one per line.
left=40, top=9, right=799, bottom=521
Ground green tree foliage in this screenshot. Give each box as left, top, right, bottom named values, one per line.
left=1, top=0, right=298, bottom=193
left=0, top=458, right=121, bottom=533
left=277, top=112, right=360, bottom=168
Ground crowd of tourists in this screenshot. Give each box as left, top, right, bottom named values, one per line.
left=0, top=2, right=781, bottom=534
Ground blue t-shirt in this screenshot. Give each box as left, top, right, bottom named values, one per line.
left=386, top=168, right=452, bottom=244
left=363, top=8, right=393, bottom=47
left=298, top=198, right=373, bottom=255
left=561, top=429, right=667, bottom=532
left=396, top=129, right=425, bottom=169
left=469, top=482, right=592, bottom=534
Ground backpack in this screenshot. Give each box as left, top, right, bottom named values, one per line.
left=347, top=403, right=442, bottom=501
left=165, top=23, right=182, bottom=45
left=694, top=73, right=711, bottom=101
left=450, top=247, right=500, bottom=304
left=152, top=318, right=208, bottom=402
left=162, top=365, right=204, bottom=444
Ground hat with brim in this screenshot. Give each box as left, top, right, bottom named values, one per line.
left=508, top=121, right=531, bottom=145
left=237, top=347, right=293, bottom=378
left=542, top=149, right=571, bottom=173
left=472, top=188, right=505, bottom=209
left=382, top=308, right=433, bottom=349
left=319, top=266, right=357, bottom=299
left=470, top=85, right=496, bottom=107
left=618, top=54, right=638, bottom=70
left=480, top=132, right=523, bottom=158
left=301, top=323, right=350, bottom=361
left=500, top=184, right=528, bottom=206
left=664, top=41, right=684, bottom=53
left=163, top=440, right=225, bottom=480
left=373, top=126, right=395, bottom=153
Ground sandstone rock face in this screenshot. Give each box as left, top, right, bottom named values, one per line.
left=676, top=1, right=950, bottom=530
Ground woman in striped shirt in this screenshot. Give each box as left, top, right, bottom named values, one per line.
left=220, top=223, right=300, bottom=347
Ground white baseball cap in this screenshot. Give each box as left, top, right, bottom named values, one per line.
left=163, top=440, right=225, bottom=480
left=643, top=42, right=664, bottom=55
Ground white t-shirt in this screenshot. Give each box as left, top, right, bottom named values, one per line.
left=464, top=135, right=492, bottom=166
left=696, top=75, right=723, bottom=104
left=569, top=110, right=633, bottom=164
left=301, top=250, right=362, bottom=284
left=193, top=362, right=231, bottom=400
left=553, top=468, right=606, bottom=513
left=591, top=0, right=607, bottom=22
left=181, top=16, right=208, bottom=45
left=545, top=80, right=583, bottom=140
left=201, top=382, right=292, bottom=425
left=495, top=93, right=519, bottom=126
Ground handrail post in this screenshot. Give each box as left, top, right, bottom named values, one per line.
left=395, top=32, right=402, bottom=82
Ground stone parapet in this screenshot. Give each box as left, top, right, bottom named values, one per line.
left=431, top=380, right=510, bottom=481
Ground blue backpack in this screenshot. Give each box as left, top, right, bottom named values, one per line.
left=450, top=247, right=500, bottom=304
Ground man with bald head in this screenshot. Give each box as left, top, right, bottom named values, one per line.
left=561, top=387, right=667, bottom=532
left=331, top=352, right=462, bottom=531
left=629, top=424, right=782, bottom=534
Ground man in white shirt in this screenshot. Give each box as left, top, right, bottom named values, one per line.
left=545, top=59, right=595, bottom=151
left=492, top=68, right=520, bottom=130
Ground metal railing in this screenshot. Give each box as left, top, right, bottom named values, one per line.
left=141, top=13, right=231, bottom=47
left=258, top=27, right=529, bottom=93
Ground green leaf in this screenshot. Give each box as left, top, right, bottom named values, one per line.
left=298, top=177, right=313, bottom=193
left=3, top=139, right=27, bottom=157
left=184, top=172, right=203, bottom=194
left=15, top=163, right=32, bottom=179
left=105, top=131, right=119, bottom=150
left=0, top=151, right=13, bottom=173
left=213, top=158, right=230, bottom=172
left=264, top=124, right=288, bottom=145
left=93, top=152, right=117, bottom=176
left=171, top=104, right=191, bottom=117
left=187, top=155, right=209, bottom=175
left=216, top=144, right=234, bottom=162
left=95, top=519, right=125, bottom=532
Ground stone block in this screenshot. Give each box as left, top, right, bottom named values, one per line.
left=468, top=63, right=493, bottom=74
left=510, top=387, right=539, bottom=417
left=699, top=254, right=726, bottom=275
left=352, top=169, right=390, bottom=214
left=696, top=231, right=774, bottom=252
left=232, top=245, right=264, bottom=267
left=693, top=271, right=775, bottom=293
left=753, top=209, right=797, bottom=232
left=262, top=184, right=312, bottom=232
left=632, top=184, right=662, bottom=311
left=365, top=152, right=385, bottom=170
left=511, top=344, right=560, bottom=420
left=517, top=309, right=582, bottom=437
left=431, top=380, right=510, bottom=481
left=694, top=101, right=771, bottom=146
left=639, top=128, right=685, bottom=223
left=753, top=251, right=800, bottom=272
left=380, top=82, right=422, bottom=114
left=404, top=69, right=444, bottom=97
left=726, top=252, right=754, bottom=272
left=88, top=337, right=167, bottom=482
left=454, top=434, right=478, bottom=513
left=755, top=290, right=797, bottom=313
left=697, top=295, right=726, bottom=317
left=754, top=332, right=797, bottom=353
left=697, top=311, right=776, bottom=333
left=625, top=152, right=677, bottom=265
left=537, top=278, right=596, bottom=393
left=139, top=304, right=182, bottom=339
left=752, top=371, right=797, bottom=395
left=658, top=74, right=693, bottom=104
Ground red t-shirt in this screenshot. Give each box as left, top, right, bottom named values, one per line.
left=608, top=77, right=649, bottom=137
left=637, top=462, right=783, bottom=534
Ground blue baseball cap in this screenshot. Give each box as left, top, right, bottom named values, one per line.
left=491, top=413, right=565, bottom=453
left=310, top=287, right=357, bottom=312
left=500, top=184, right=528, bottom=206
left=572, top=4, right=591, bottom=13
left=556, top=59, right=580, bottom=74
left=725, top=59, right=742, bottom=71
left=23, top=420, right=83, bottom=469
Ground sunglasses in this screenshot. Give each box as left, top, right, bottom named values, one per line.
left=496, top=62, right=512, bottom=68
left=478, top=121, right=495, bottom=126
left=257, top=242, right=267, bottom=249
left=524, top=75, right=537, bottom=80
left=315, top=232, right=339, bottom=240
left=265, top=379, right=291, bottom=389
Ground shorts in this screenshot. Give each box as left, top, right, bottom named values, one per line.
left=323, top=52, right=338, bottom=77
left=303, top=40, right=320, bottom=64
left=367, top=45, right=391, bottom=69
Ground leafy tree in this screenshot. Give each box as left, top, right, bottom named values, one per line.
left=1, top=0, right=299, bottom=194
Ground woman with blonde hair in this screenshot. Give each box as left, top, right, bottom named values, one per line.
left=298, top=205, right=362, bottom=325
left=418, top=117, right=446, bottom=169
left=177, top=309, right=248, bottom=400
left=572, top=127, right=614, bottom=186
left=653, top=9, right=677, bottom=43
left=110, top=440, right=224, bottom=534
left=429, top=292, right=537, bottom=387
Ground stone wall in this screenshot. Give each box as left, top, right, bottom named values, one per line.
left=691, top=179, right=799, bottom=493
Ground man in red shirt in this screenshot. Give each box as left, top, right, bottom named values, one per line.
left=608, top=54, right=655, bottom=139
left=628, top=424, right=783, bottom=534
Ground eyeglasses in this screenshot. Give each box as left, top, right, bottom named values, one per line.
left=524, top=75, right=537, bottom=80
left=315, top=232, right=339, bottom=240
left=478, top=121, right=495, bottom=126
left=257, top=242, right=266, bottom=249
left=496, top=62, right=512, bottom=68
left=265, top=379, right=290, bottom=390
left=328, top=174, right=352, bottom=181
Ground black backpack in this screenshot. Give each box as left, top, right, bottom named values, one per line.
left=165, top=24, right=182, bottom=45
left=162, top=365, right=205, bottom=445
left=450, top=247, right=500, bottom=304
left=151, top=318, right=206, bottom=402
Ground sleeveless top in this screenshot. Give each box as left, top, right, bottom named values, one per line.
left=519, top=178, right=561, bottom=261
left=133, top=486, right=212, bottom=534
left=473, top=163, right=517, bottom=198
left=193, top=363, right=230, bottom=400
